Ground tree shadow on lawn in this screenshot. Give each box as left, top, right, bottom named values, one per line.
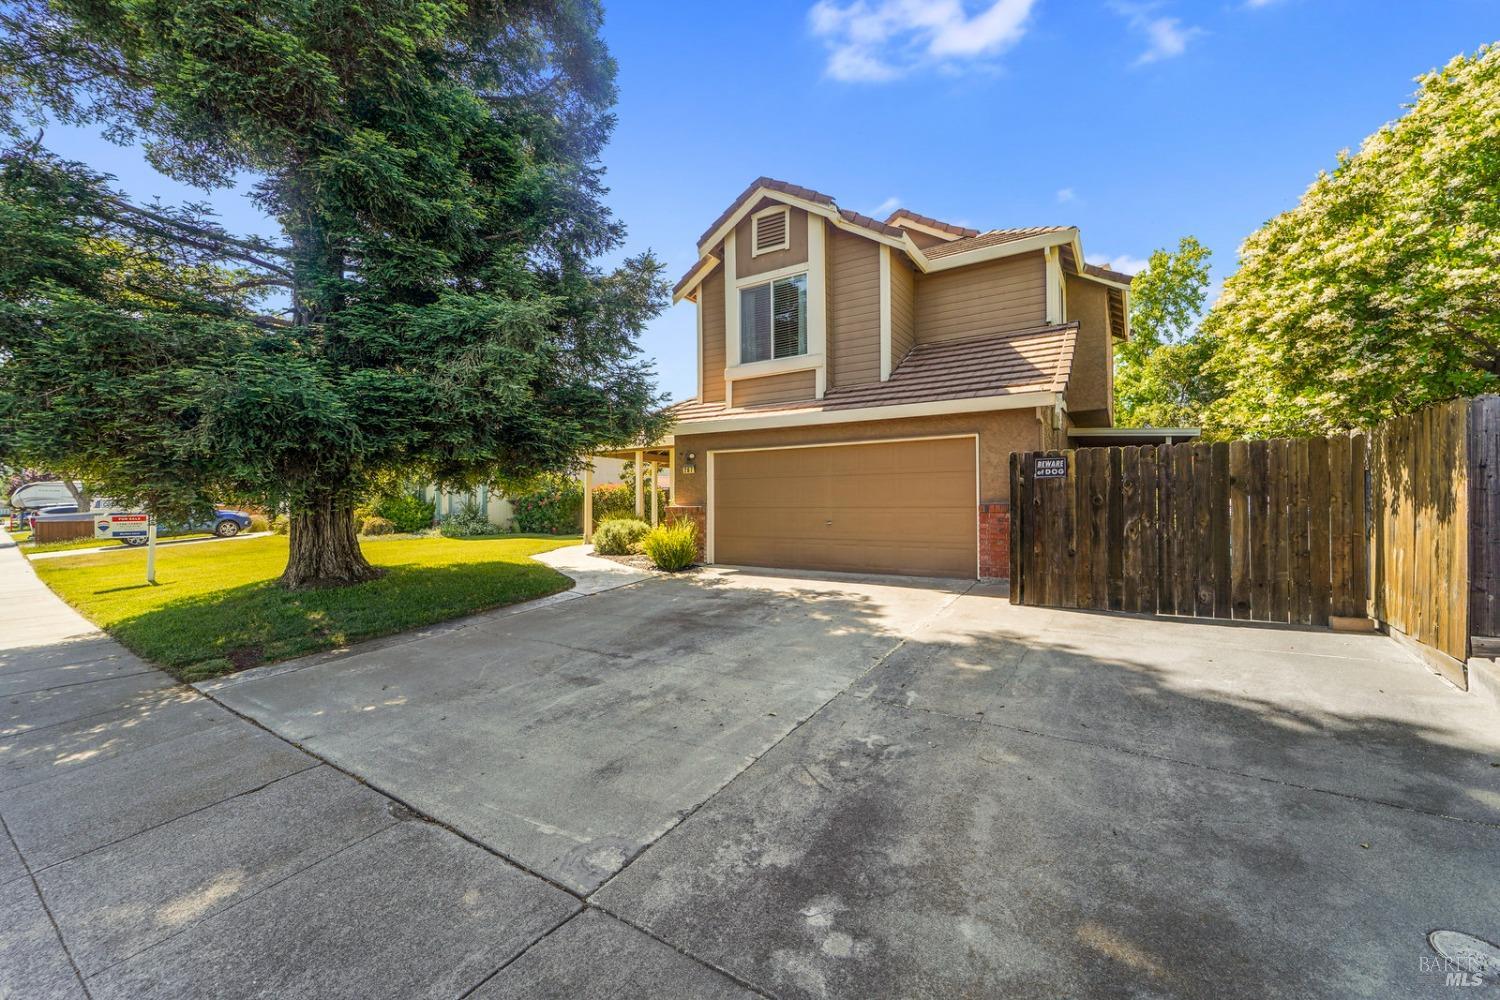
left=103, top=559, right=575, bottom=683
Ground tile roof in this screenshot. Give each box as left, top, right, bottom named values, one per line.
left=1082, top=262, right=1135, bottom=285
left=677, top=178, right=1080, bottom=298
left=922, top=226, right=1075, bottom=260
left=883, top=210, right=980, bottom=239
left=669, top=322, right=1077, bottom=424
left=672, top=254, right=717, bottom=298
left=696, top=177, right=836, bottom=247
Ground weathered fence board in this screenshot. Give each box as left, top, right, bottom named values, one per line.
left=1471, top=396, right=1500, bottom=638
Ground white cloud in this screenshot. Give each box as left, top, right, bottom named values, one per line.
left=1087, top=253, right=1150, bottom=275
left=1056, top=187, right=1077, bottom=204
left=872, top=195, right=903, bottom=216
left=808, top=0, right=1037, bottom=83
left=1110, top=3, right=1203, bottom=65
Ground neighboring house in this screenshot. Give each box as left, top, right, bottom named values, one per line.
left=597, top=177, right=1173, bottom=580
left=425, top=457, right=667, bottom=529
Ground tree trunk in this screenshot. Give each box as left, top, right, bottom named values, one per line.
left=60, top=477, right=91, bottom=511
left=280, top=496, right=382, bottom=589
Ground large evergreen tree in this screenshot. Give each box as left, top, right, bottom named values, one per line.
left=0, top=0, right=665, bottom=586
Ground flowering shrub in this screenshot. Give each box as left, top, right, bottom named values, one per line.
left=510, top=474, right=583, bottom=534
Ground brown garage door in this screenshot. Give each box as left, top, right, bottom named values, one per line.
left=711, top=437, right=977, bottom=578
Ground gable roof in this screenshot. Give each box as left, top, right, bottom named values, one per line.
left=1083, top=261, right=1135, bottom=285
left=883, top=210, right=980, bottom=240
left=924, top=226, right=1075, bottom=260
left=696, top=177, right=906, bottom=250
left=673, top=177, right=1123, bottom=303
left=669, top=322, right=1077, bottom=426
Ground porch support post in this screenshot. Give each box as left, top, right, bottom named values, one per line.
left=634, top=449, right=645, bottom=518
left=582, top=460, right=594, bottom=544
left=649, top=462, right=659, bottom=527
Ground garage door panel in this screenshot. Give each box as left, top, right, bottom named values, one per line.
left=712, top=438, right=977, bottom=579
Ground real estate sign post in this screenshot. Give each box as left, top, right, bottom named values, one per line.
left=93, top=512, right=157, bottom=583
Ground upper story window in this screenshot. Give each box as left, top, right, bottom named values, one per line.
left=751, top=206, right=790, bottom=256
left=739, top=274, right=807, bottom=363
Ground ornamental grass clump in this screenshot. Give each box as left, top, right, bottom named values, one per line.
left=593, top=518, right=650, bottom=555
left=640, top=519, right=697, bottom=572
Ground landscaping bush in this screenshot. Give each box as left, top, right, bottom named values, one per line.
left=591, top=482, right=635, bottom=522
left=361, top=516, right=395, bottom=536
left=439, top=500, right=498, bottom=537
left=373, top=492, right=435, bottom=534
left=248, top=514, right=270, bottom=533
left=640, top=518, right=697, bottom=571
left=511, top=473, right=582, bottom=534
left=270, top=514, right=290, bottom=535
left=593, top=517, right=650, bottom=555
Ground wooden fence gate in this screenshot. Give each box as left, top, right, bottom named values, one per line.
left=1009, top=436, right=1368, bottom=626
left=1009, top=396, right=1497, bottom=685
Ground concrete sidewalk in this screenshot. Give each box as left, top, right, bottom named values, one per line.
left=0, top=532, right=754, bottom=999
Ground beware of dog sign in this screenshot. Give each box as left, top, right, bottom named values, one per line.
left=1034, top=456, right=1068, bottom=479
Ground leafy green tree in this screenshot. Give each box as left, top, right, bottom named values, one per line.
left=1204, top=44, right=1500, bottom=438
left=0, top=0, right=665, bottom=587
left=1112, top=236, right=1220, bottom=428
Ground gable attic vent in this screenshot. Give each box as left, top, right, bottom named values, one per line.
left=752, top=207, right=790, bottom=256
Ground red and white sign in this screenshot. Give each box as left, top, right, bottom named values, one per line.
left=94, top=512, right=150, bottom=539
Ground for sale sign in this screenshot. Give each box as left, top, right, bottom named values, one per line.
left=94, top=512, right=150, bottom=540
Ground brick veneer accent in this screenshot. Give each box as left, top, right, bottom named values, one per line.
left=979, top=501, right=1010, bottom=580
left=665, top=505, right=707, bottom=561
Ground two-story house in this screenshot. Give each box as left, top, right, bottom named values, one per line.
left=602, top=177, right=1150, bottom=581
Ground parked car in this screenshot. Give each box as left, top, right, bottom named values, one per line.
left=115, top=509, right=254, bottom=546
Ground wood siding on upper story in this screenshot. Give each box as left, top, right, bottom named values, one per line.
left=890, top=252, right=916, bottom=370
left=699, top=265, right=727, bottom=403
left=914, top=252, right=1046, bottom=344
left=733, top=369, right=817, bottom=407
left=735, top=203, right=810, bottom=278
left=828, top=229, right=880, bottom=389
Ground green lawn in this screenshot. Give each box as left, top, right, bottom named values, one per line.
left=22, top=532, right=217, bottom=554
left=10, top=527, right=216, bottom=554
left=32, top=533, right=580, bottom=682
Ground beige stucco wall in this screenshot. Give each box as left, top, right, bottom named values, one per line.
left=671, top=407, right=1043, bottom=508
left=1063, top=274, right=1115, bottom=426
left=914, top=252, right=1046, bottom=344
left=699, top=267, right=726, bottom=403
left=828, top=229, right=880, bottom=388
left=733, top=369, right=817, bottom=406
left=735, top=204, right=810, bottom=278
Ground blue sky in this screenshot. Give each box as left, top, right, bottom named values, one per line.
left=42, top=0, right=1497, bottom=403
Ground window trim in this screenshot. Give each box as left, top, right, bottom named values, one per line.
left=735, top=270, right=809, bottom=365
left=750, top=205, right=791, bottom=257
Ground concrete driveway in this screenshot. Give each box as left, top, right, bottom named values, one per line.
left=7, top=540, right=1500, bottom=998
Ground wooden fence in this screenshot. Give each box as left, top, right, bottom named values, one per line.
left=1368, top=399, right=1472, bottom=681
left=1010, top=396, right=1498, bottom=686
left=1009, top=436, right=1368, bottom=627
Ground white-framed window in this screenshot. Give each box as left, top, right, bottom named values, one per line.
left=739, top=273, right=807, bottom=363
left=751, top=206, right=790, bottom=256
